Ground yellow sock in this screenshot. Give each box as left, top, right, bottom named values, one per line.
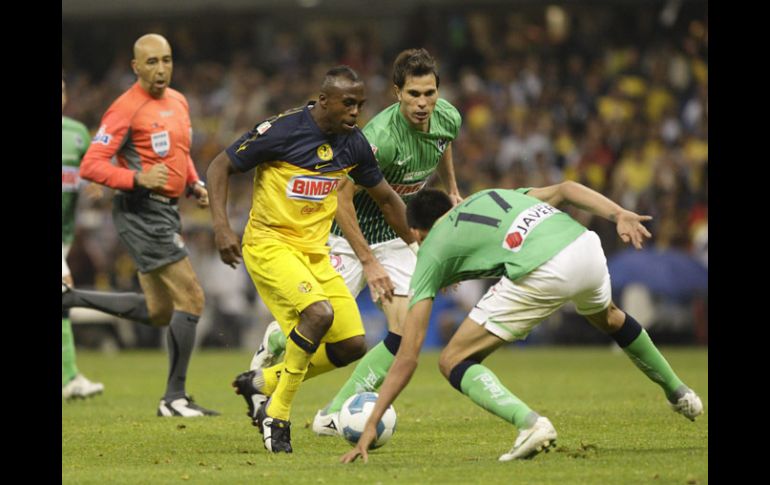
left=267, top=329, right=315, bottom=421
left=304, top=343, right=339, bottom=380
left=261, top=362, right=282, bottom=396
left=261, top=343, right=338, bottom=396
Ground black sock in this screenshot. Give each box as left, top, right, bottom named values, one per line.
left=62, top=288, right=151, bottom=325
left=383, top=331, right=402, bottom=355
left=164, top=311, right=199, bottom=400
left=610, top=313, right=643, bottom=348
left=448, top=359, right=479, bottom=392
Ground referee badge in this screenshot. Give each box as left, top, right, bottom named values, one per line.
left=151, top=131, right=170, bottom=157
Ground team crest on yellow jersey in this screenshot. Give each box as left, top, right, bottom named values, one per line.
left=298, top=281, right=313, bottom=293
left=317, top=144, right=333, bottom=161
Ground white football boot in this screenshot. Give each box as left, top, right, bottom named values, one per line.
left=62, top=374, right=104, bottom=400
left=157, top=395, right=219, bottom=417
left=670, top=389, right=703, bottom=421
left=312, top=407, right=341, bottom=437
left=499, top=416, right=558, bottom=461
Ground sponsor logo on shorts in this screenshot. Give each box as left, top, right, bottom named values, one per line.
left=62, top=166, right=80, bottom=192
left=316, top=143, right=333, bottom=161
left=286, top=176, right=340, bottom=201
left=390, top=180, right=426, bottom=196
left=330, top=254, right=344, bottom=271
left=298, top=281, right=313, bottom=293
left=93, top=125, right=112, bottom=145
left=502, top=203, right=561, bottom=252
left=151, top=131, right=170, bottom=157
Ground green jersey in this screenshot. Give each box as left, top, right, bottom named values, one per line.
left=62, top=116, right=90, bottom=244
left=409, top=188, right=587, bottom=307
left=330, top=98, right=461, bottom=244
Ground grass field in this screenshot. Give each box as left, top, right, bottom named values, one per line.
left=62, top=347, right=707, bottom=484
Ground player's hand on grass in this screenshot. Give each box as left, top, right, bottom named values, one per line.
left=214, top=226, right=242, bottom=268
left=615, top=210, right=652, bottom=250
left=363, top=259, right=395, bottom=304
left=340, top=425, right=377, bottom=464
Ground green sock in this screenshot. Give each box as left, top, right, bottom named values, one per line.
left=327, top=341, right=394, bottom=413
left=622, top=329, right=686, bottom=402
left=62, top=318, right=79, bottom=386
left=460, top=364, right=537, bottom=429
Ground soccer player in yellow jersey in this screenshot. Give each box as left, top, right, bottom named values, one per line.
left=207, top=66, right=416, bottom=453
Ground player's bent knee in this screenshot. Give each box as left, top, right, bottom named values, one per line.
left=186, top=284, right=205, bottom=315
left=298, top=301, right=335, bottom=340
left=328, top=336, right=367, bottom=366
left=149, top=308, right=173, bottom=326
left=606, top=305, right=627, bottom=332
left=438, top=349, right=462, bottom=379
left=173, top=281, right=205, bottom=315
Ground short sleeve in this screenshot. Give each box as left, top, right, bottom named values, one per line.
left=362, top=123, right=396, bottom=170
left=225, top=120, right=286, bottom=172
left=347, top=132, right=384, bottom=188
left=408, top=253, right=444, bottom=308
left=445, top=102, right=462, bottom=140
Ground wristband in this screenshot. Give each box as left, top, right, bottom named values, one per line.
left=186, top=180, right=205, bottom=196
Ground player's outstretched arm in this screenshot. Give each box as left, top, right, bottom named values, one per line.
left=340, top=298, right=433, bottom=464
left=335, top=179, right=394, bottom=303
left=206, top=150, right=242, bottom=268
left=527, top=181, right=652, bottom=249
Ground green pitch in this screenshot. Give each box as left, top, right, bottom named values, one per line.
left=62, top=347, right=707, bottom=484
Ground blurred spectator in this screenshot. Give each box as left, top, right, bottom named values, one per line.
left=63, top=1, right=707, bottom=347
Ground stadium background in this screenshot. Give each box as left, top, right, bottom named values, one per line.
left=62, top=0, right=707, bottom=351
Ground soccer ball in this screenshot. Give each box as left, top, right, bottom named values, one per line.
left=339, top=392, right=397, bottom=449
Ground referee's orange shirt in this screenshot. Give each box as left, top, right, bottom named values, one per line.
left=80, top=82, right=199, bottom=198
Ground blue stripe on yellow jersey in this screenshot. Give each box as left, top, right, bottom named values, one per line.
left=226, top=102, right=383, bottom=253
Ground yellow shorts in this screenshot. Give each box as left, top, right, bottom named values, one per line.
left=242, top=240, right=364, bottom=343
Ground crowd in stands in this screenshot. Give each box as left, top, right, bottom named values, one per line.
left=63, top=3, right=707, bottom=347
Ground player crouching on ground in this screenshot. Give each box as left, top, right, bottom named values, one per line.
left=341, top=183, right=703, bottom=463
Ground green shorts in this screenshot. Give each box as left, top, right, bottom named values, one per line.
left=112, top=191, right=188, bottom=273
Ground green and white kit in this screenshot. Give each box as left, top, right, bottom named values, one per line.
left=329, top=98, right=461, bottom=295
left=409, top=188, right=611, bottom=341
